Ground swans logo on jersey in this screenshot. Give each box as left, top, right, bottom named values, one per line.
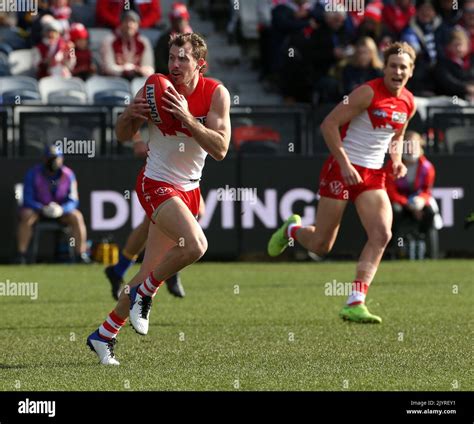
left=155, top=187, right=173, bottom=196
left=146, top=84, right=162, bottom=124
left=372, top=109, right=387, bottom=118
left=392, top=111, right=407, bottom=124
left=329, top=181, right=344, bottom=195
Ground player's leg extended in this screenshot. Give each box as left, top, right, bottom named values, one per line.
left=127, top=197, right=207, bottom=334
left=268, top=196, right=347, bottom=257
left=87, top=221, right=175, bottom=365
left=339, top=189, right=392, bottom=323
left=105, top=216, right=149, bottom=300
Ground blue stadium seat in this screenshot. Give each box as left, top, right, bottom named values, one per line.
left=2, top=89, right=42, bottom=104
left=39, top=76, right=87, bottom=103
left=0, top=76, right=39, bottom=94
left=48, top=90, right=88, bottom=105
left=85, top=75, right=130, bottom=102
left=94, top=90, right=131, bottom=105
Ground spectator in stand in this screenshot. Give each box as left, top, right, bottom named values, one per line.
left=70, top=23, right=96, bottom=80
left=270, top=0, right=315, bottom=77
left=32, top=19, right=76, bottom=79
left=434, top=28, right=474, bottom=100
left=96, top=0, right=162, bottom=29
left=341, top=36, right=383, bottom=95
left=15, top=144, right=91, bottom=264
left=401, top=0, right=442, bottom=95
left=355, top=1, right=385, bottom=44
left=101, top=11, right=154, bottom=80
left=385, top=131, right=440, bottom=246
left=279, top=6, right=351, bottom=103
left=461, top=0, right=474, bottom=55
left=435, top=0, right=462, bottom=26
left=154, top=2, right=192, bottom=74
left=382, top=0, right=416, bottom=38
left=50, top=0, right=72, bottom=36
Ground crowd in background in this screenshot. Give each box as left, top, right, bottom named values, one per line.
left=257, top=0, right=474, bottom=103
left=1, top=0, right=473, bottom=103
left=0, top=0, right=194, bottom=81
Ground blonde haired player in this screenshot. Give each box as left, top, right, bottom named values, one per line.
left=268, top=42, right=417, bottom=323
left=87, top=33, right=231, bottom=365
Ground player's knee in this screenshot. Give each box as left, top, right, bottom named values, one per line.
left=183, top=236, right=207, bottom=263
left=369, top=227, right=392, bottom=247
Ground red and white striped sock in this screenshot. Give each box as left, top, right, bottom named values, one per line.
left=98, top=310, right=127, bottom=340
left=347, top=280, right=369, bottom=306
left=287, top=224, right=302, bottom=240
left=137, top=273, right=163, bottom=298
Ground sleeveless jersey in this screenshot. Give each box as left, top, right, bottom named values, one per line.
left=341, top=77, right=415, bottom=169
left=145, top=74, right=221, bottom=191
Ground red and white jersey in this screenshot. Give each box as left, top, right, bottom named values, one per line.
left=341, top=77, right=415, bottom=169
left=145, top=74, right=221, bottom=191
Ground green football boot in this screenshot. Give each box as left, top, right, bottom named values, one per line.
left=267, top=214, right=301, bottom=257
left=339, top=304, right=382, bottom=324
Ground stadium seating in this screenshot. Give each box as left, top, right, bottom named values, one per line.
left=85, top=75, right=131, bottom=103
left=48, top=90, right=88, bottom=105
left=39, top=76, right=87, bottom=103
left=0, top=76, right=39, bottom=94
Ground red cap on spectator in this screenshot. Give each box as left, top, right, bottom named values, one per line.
left=70, top=23, right=89, bottom=41
left=364, top=3, right=382, bottom=23
left=169, top=2, right=190, bottom=21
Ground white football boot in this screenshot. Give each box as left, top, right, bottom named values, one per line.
left=87, top=331, right=120, bottom=365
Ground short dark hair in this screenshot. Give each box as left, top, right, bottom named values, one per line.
left=383, top=42, right=416, bottom=66
left=169, top=33, right=208, bottom=72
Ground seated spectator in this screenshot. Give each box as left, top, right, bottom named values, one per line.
left=279, top=6, right=352, bottom=103
left=356, top=1, right=384, bottom=43
left=270, top=0, right=315, bottom=77
left=50, top=0, right=72, bottom=36
left=70, top=23, right=96, bottom=80
left=385, top=131, right=442, bottom=252
left=435, top=0, right=462, bottom=26
left=461, top=0, right=474, bottom=55
left=32, top=19, right=76, bottom=79
left=101, top=11, right=154, bottom=80
left=401, top=0, right=442, bottom=95
left=96, top=0, right=162, bottom=29
left=0, top=12, right=29, bottom=50
left=434, top=29, right=474, bottom=100
left=382, top=0, right=416, bottom=38
left=341, top=36, right=383, bottom=95
left=15, top=145, right=90, bottom=264
left=155, top=2, right=192, bottom=74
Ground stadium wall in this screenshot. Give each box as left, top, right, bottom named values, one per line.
left=1, top=155, right=472, bottom=262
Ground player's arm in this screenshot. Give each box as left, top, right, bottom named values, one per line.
left=320, top=84, right=374, bottom=185
left=162, top=84, right=231, bottom=161
left=116, top=88, right=150, bottom=142
left=389, top=105, right=417, bottom=179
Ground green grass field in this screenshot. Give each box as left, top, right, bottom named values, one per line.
left=0, top=260, right=472, bottom=391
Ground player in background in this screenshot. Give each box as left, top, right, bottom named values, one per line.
left=87, top=33, right=231, bottom=365
left=268, top=42, right=417, bottom=323
left=104, top=132, right=206, bottom=300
